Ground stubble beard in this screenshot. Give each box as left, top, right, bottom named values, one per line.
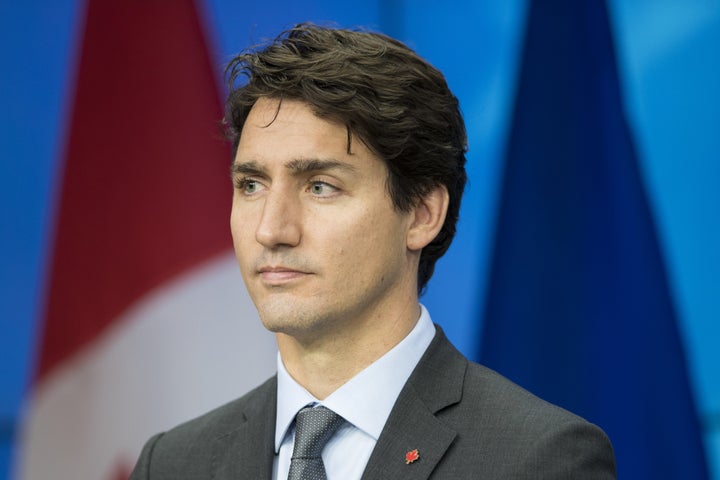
left=256, top=298, right=341, bottom=341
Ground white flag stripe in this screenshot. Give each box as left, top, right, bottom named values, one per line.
left=18, top=251, right=276, bottom=480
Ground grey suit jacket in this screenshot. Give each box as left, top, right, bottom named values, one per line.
left=131, top=327, right=616, bottom=479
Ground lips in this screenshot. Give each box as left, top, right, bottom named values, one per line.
left=257, top=265, right=310, bottom=284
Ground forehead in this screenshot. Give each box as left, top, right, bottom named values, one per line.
left=235, top=98, right=378, bottom=169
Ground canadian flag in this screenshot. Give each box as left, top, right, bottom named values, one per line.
left=15, top=1, right=276, bottom=479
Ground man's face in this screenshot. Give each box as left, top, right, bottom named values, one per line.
left=230, top=98, right=417, bottom=341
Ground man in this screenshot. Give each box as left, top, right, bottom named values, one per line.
left=131, top=24, right=616, bottom=479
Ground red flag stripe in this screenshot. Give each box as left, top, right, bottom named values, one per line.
left=38, top=0, right=232, bottom=381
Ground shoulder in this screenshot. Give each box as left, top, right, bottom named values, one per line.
left=161, top=375, right=275, bottom=443
left=462, top=360, right=584, bottom=427
left=413, top=330, right=615, bottom=477
left=421, top=328, right=606, bottom=436
left=452, top=361, right=616, bottom=478
left=130, top=377, right=276, bottom=479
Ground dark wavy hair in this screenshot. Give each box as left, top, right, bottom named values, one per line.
left=224, top=23, right=467, bottom=294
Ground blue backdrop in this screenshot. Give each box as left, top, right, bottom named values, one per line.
left=1, top=0, right=718, bottom=478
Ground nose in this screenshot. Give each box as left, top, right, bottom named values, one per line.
left=255, top=189, right=301, bottom=249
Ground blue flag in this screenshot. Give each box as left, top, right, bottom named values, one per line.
left=480, top=0, right=709, bottom=477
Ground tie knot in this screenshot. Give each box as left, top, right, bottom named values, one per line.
left=292, top=406, right=345, bottom=459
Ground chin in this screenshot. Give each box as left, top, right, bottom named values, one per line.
left=257, top=302, right=335, bottom=338
left=257, top=301, right=312, bottom=330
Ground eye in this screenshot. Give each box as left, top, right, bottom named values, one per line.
left=235, top=177, right=264, bottom=195
left=308, top=181, right=338, bottom=197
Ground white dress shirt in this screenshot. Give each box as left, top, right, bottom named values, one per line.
left=272, top=305, right=436, bottom=480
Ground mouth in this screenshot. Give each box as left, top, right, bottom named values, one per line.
left=257, top=266, right=311, bottom=285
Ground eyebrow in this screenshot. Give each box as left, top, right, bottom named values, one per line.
left=230, top=158, right=357, bottom=177
left=231, top=161, right=264, bottom=177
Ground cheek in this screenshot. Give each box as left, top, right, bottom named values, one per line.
left=308, top=214, right=370, bottom=274
left=330, top=209, right=378, bottom=248
left=230, top=206, right=257, bottom=260
left=229, top=200, right=242, bottom=237
left=229, top=213, right=244, bottom=251
left=327, top=210, right=406, bottom=271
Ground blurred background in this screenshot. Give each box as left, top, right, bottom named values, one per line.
left=1, top=0, right=718, bottom=478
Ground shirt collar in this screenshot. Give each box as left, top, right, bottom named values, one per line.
left=274, top=305, right=436, bottom=452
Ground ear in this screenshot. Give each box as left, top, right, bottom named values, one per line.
left=407, top=185, right=449, bottom=251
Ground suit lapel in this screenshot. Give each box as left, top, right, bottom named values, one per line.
left=361, top=328, right=467, bottom=480
left=360, top=387, right=457, bottom=480
left=206, top=329, right=467, bottom=479
left=211, top=377, right=277, bottom=480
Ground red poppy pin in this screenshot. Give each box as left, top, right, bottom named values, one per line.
left=405, top=449, right=420, bottom=464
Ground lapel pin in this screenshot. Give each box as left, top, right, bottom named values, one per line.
left=405, top=449, right=420, bottom=464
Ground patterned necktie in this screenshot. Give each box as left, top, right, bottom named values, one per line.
left=287, top=406, right=345, bottom=480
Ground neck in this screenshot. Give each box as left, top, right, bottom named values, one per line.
left=276, top=299, right=420, bottom=399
